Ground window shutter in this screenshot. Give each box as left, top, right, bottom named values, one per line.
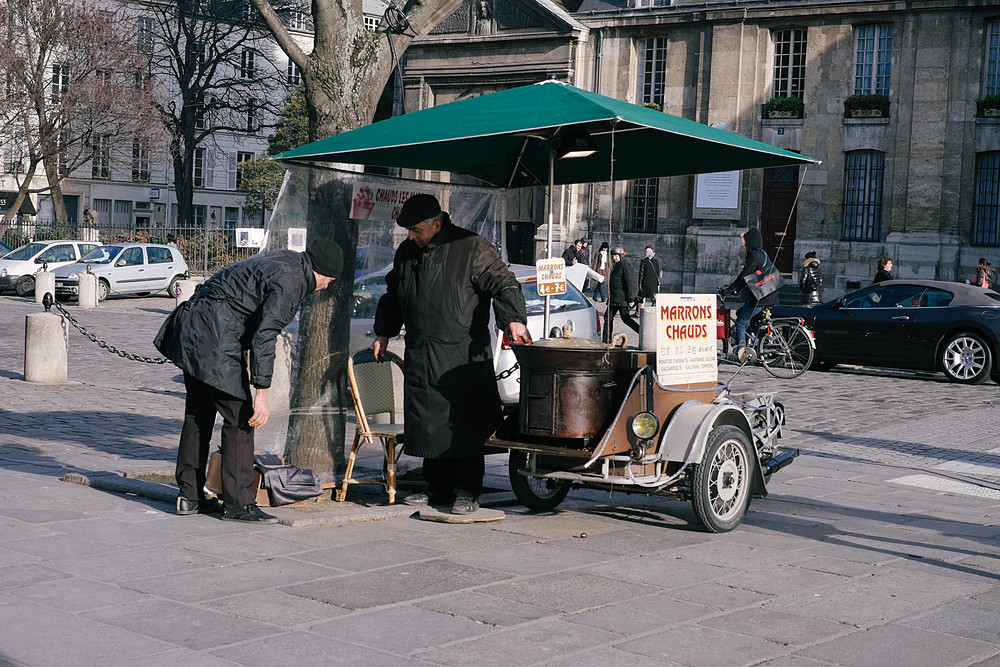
left=206, top=150, right=216, bottom=189
left=227, top=152, right=238, bottom=190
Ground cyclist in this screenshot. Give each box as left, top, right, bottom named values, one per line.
left=722, top=228, right=779, bottom=356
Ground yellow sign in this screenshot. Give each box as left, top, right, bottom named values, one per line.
left=536, top=258, right=567, bottom=296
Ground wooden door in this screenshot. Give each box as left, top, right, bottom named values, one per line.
left=760, top=166, right=798, bottom=273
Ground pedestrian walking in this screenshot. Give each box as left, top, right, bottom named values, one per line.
left=637, top=245, right=661, bottom=304
left=374, top=194, right=528, bottom=515
left=592, top=242, right=611, bottom=302
left=972, top=257, right=995, bottom=288
left=154, top=240, right=344, bottom=523
left=799, top=250, right=823, bottom=304
left=603, top=245, right=639, bottom=342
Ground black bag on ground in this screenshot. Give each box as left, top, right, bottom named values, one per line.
left=253, top=454, right=323, bottom=506
left=744, top=257, right=785, bottom=300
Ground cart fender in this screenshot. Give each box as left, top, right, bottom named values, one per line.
left=657, top=400, right=753, bottom=465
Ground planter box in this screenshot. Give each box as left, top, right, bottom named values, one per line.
left=984, top=108, right=1000, bottom=118
left=849, top=108, right=883, bottom=118
left=767, top=110, right=799, bottom=119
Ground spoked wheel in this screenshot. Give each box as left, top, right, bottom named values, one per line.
left=691, top=425, right=753, bottom=533
left=508, top=451, right=570, bottom=511
left=940, top=332, right=992, bottom=384
left=756, top=322, right=814, bottom=378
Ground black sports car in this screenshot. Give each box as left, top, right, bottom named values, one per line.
left=771, top=280, right=1000, bottom=384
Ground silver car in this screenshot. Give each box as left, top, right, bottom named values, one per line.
left=52, top=243, right=189, bottom=301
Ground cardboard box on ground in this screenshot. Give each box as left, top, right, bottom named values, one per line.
left=205, top=451, right=271, bottom=507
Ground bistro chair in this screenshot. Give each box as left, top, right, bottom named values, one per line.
left=337, top=348, right=405, bottom=504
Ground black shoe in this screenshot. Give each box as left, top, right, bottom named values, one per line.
left=404, top=491, right=452, bottom=507
left=176, top=496, right=223, bottom=516
left=451, top=490, right=480, bottom=515
left=220, top=503, right=279, bottom=524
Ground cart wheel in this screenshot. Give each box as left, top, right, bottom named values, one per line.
left=691, top=425, right=753, bottom=533
left=508, top=451, right=570, bottom=511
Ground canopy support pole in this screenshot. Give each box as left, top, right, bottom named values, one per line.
left=543, top=146, right=555, bottom=337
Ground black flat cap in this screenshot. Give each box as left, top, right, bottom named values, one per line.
left=396, top=194, right=441, bottom=228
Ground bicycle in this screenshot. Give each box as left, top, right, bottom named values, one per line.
left=718, top=294, right=815, bottom=378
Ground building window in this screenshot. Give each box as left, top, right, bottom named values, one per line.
left=91, top=135, right=111, bottom=180
left=843, top=150, right=885, bottom=241
left=56, top=131, right=70, bottom=177
left=240, top=48, right=255, bottom=79
left=194, top=93, right=211, bottom=130
left=138, top=17, right=154, bottom=54
left=132, top=138, right=150, bottom=182
left=5, top=150, right=23, bottom=174
left=364, top=15, right=378, bottom=31
left=626, top=178, right=658, bottom=232
left=193, top=147, right=205, bottom=188
left=986, top=21, right=1000, bottom=96
left=288, top=10, right=306, bottom=30
left=51, top=64, right=70, bottom=103
left=772, top=28, right=807, bottom=101
left=235, top=151, right=254, bottom=189
left=974, top=152, right=1000, bottom=246
left=854, top=24, right=893, bottom=96
left=287, top=59, right=301, bottom=86
left=636, top=37, right=667, bottom=109
left=245, top=101, right=257, bottom=132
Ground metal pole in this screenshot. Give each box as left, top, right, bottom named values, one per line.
left=543, top=149, right=554, bottom=337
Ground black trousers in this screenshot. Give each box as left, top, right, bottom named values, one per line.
left=603, top=304, right=639, bottom=342
left=422, top=455, right=485, bottom=499
left=176, top=373, right=256, bottom=509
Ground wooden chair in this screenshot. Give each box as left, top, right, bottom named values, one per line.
left=337, top=348, right=405, bottom=504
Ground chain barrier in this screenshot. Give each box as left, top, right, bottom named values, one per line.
left=495, top=361, right=519, bottom=381
left=50, top=299, right=171, bottom=365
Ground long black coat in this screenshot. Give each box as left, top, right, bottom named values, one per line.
left=726, top=229, right=779, bottom=308
left=155, top=250, right=315, bottom=400
left=374, top=219, right=526, bottom=459
left=638, top=256, right=660, bottom=299
left=608, top=258, right=637, bottom=306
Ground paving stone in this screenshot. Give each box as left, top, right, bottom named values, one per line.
left=56, top=544, right=208, bottom=582
left=699, top=607, right=852, bottom=646
left=291, top=539, right=445, bottom=572
left=448, top=541, right=609, bottom=575
left=664, top=581, right=773, bottom=610
left=0, top=562, right=72, bottom=589
left=584, top=552, right=729, bottom=590
left=973, top=587, right=1000, bottom=604
left=899, top=598, right=1000, bottom=643
left=491, top=512, right=625, bottom=540
left=784, top=555, right=884, bottom=578
left=107, top=648, right=239, bottom=667
left=83, top=598, right=282, bottom=651
left=548, top=526, right=712, bottom=556
left=201, top=589, right=350, bottom=626
left=481, top=570, right=659, bottom=613
left=3, top=532, right=126, bottom=561
left=796, top=622, right=998, bottom=666
left=413, top=618, right=619, bottom=667
left=0, top=508, right=93, bottom=522
left=415, top=591, right=554, bottom=626
left=543, top=647, right=685, bottom=667
left=7, top=577, right=149, bottom=611
left=615, top=623, right=789, bottom=666
left=715, top=562, right=848, bottom=597
left=564, top=593, right=715, bottom=637
left=282, top=559, right=512, bottom=609
left=310, top=605, right=494, bottom=652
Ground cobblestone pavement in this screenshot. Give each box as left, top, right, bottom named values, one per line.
left=1, top=293, right=999, bottom=666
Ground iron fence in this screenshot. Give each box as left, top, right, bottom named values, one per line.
left=1, top=217, right=260, bottom=276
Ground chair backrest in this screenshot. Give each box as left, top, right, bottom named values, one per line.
left=348, top=349, right=404, bottom=431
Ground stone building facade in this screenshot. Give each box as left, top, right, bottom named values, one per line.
left=402, top=0, right=1000, bottom=294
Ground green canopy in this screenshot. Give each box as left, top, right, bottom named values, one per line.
left=276, top=80, right=819, bottom=188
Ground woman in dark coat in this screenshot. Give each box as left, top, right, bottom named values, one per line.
left=873, top=256, right=893, bottom=283
left=724, top=228, right=779, bottom=352
left=799, top=251, right=823, bottom=305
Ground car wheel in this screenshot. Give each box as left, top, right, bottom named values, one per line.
left=940, top=332, right=992, bottom=384
left=690, top=425, right=753, bottom=533
left=167, top=275, right=185, bottom=297
left=810, top=361, right=836, bottom=372
left=14, top=275, right=34, bottom=297
left=97, top=279, right=109, bottom=302
left=508, top=451, right=570, bottom=511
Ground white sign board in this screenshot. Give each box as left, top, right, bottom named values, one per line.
left=535, top=258, right=567, bottom=296
left=236, top=228, right=269, bottom=248
left=287, top=227, right=307, bottom=252
left=350, top=182, right=433, bottom=222
left=692, top=170, right=742, bottom=220
left=654, top=293, right=718, bottom=385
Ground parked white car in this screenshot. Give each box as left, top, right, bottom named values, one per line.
left=0, top=240, right=101, bottom=297
left=52, top=243, right=189, bottom=301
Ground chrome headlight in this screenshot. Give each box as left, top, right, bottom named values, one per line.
left=629, top=411, right=660, bottom=440
left=0, top=268, right=6, bottom=277
left=68, top=272, right=81, bottom=280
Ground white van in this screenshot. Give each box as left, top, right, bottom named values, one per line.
left=0, top=240, right=101, bottom=296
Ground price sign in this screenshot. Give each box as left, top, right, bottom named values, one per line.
left=535, top=258, right=566, bottom=296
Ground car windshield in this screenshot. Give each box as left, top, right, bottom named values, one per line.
left=3, top=242, right=47, bottom=261
left=79, top=245, right=124, bottom=264
left=521, top=279, right=590, bottom=315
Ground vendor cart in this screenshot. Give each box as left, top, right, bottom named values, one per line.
left=488, top=337, right=797, bottom=533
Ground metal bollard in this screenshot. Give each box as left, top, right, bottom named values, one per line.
left=34, top=271, right=55, bottom=305
left=639, top=304, right=658, bottom=350
left=78, top=273, right=98, bottom=308
left=24, top=311, right=68, bottom=383
left=174, top=278, right=201, bottom=306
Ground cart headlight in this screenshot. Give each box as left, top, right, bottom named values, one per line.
left=629, top=412, right=659, bottom=440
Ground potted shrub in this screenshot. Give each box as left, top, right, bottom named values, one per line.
left=763, top=96, right=803, bottom=119
left=641, top=102, right=662, bottom=111
left=978, top=94, right=1000, bottom=118
left=844, top=93, right=889, bottom=118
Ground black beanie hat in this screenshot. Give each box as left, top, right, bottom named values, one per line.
left=396, top=194, right=442, bottom=228
left=306, top=239, right=344, bottom=278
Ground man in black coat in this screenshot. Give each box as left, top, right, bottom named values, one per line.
left=155, top=240, right=343, bottom=523
left=724, top=228, right=778, bottom=352
left=603, top=245, right=639, bottom=342
left=637, top=245, right=661, bottom=304
left=373, top=194, right=528, bottom=515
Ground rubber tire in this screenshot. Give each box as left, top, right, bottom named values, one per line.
left=167, top=275, right=184, bottom=297
left=940, top=332, right=992, bottom=384
left=691, top=425, right=753, bottom=533
left=810, top=361, right=836, bottom=372
left=508, top=451, right=570, bottom=511
left=14, top=275, right=34, bottom=297
left=97, top=279, right=110, bottom=302
left=756, top=322, right=814, bottom=378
